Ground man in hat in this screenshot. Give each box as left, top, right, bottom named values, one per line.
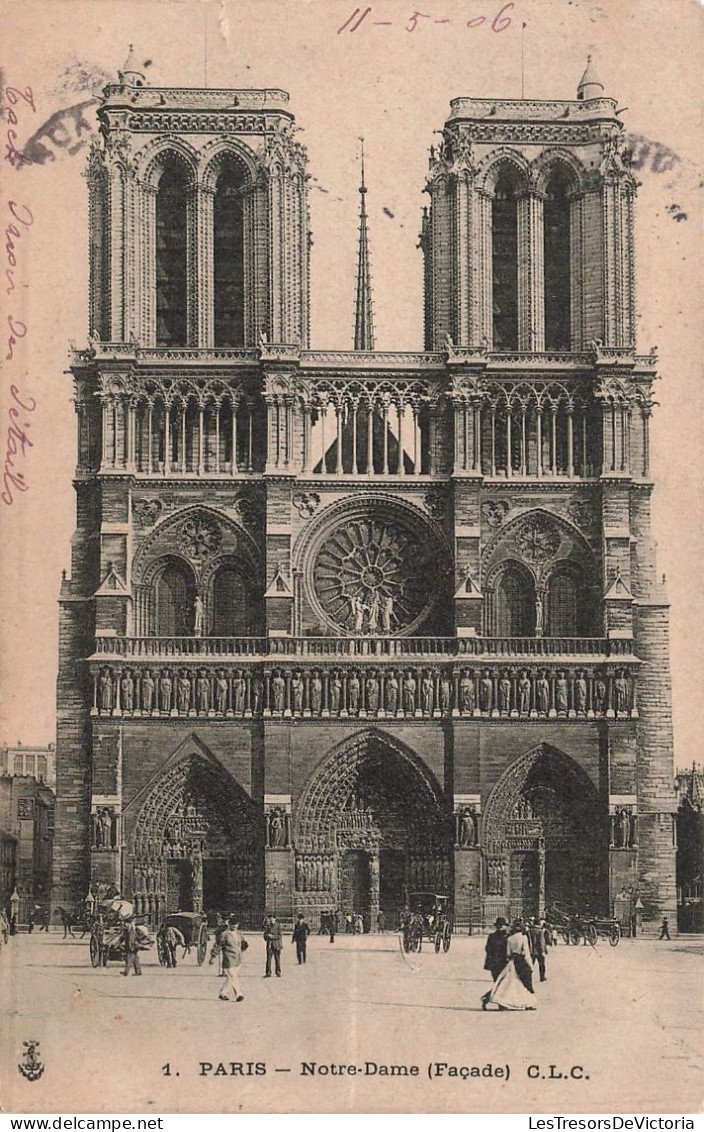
left=263, top=914, right=283, bottom=977
left=527, top=916, right=547, bottom=982
left=216, top=917, right=246, bottom=1002
left=292, top=913, right=310, bottom=965
left=121, top=915, right=142, bottom=977
left=483, top=917, right=509, bottom=982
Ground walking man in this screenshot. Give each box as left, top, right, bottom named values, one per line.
left=121, top=916, right=142, bottom=977
left=264, top=914, right=283, bottom=977
left=659, top=916, right=671, bottom=940
left=481, top=917, right=508, bottom=1009
left=527, top=917, right=547, bottom=982
left=216, top=917, right=246, bottom=1002
left=292, top=913, right=310, bottom=964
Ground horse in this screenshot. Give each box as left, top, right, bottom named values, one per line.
left=55, top=907, right=91, bottom=939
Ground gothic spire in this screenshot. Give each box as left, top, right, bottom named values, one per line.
left=353, top=139, right=375, bottom=352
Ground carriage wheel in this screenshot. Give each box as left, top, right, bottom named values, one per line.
left=408, top=925, right=423, bottom=953
left=89, top=933, right=101, bottom=968
left=196, top=922, right=208, bottom=966
left=569, top=928, right=581, bottom=946
left=434, top=931, right=442, bottom=953
left=156, top=934, right=168, bottom=967
left=562, top=929, right=571, bottom=945
left=586, top=922, right=598, bottom=947
left=609, top=923, right=621, bottom=947
left=442, top=921, right=452, bottom=953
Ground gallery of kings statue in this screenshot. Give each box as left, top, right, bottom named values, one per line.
left=52, top=51, right=676, bottom=933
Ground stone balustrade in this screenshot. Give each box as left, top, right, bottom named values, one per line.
left=89, top=660, right=638, bottom=720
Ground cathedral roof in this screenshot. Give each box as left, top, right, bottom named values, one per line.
left=577, top=54, right=605, bottom=101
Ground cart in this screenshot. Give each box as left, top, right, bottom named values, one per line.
left=545, top=903, right=620, bottom=947
left=156, top=911, right=209, bottom=966
left=89, top=906, right=154, bottom=967
left=401, top=892, right=453, bottom=953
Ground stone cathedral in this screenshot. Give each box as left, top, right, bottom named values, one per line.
left=53, top=51, right=676, bottom=931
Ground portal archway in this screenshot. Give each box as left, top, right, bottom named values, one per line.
left=127, top=744, right=260, bottom=925
left=482, top=744, right=607, bottom=922
left=294, top=731, right=451, bottom=928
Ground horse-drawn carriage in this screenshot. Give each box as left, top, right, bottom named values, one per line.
left=401, top=892, right=453, bottom=953
left=156, top=911, right=209, bottom=966
left=89, top=900, right=154, bottom=967
left=546, top=902, right=620, bottom=947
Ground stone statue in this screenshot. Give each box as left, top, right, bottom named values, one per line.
left=480, top=674, right=493, bottom=712
left=518, top=671, right=531, bottom=714
left=629, top=811, right=637, bottom=847
left=141, top=670, right=155, bottom=713
left=177, top=673, right=191, bottom=713
left=440, top=676, right=452, bottom=713
left=458, top=808, right=476, bottom=848
left=160, top=672, right=173, bottom=713
left=498, top=673, right=511, bottom=713
left=98, top=808, right=112, bottom=850
left=292, top=673, right=304, bottom=714
left=269, top=809, right=285, bottom=848
left=594, top=677, right=607, bottom=713
left=385, top=672, right=399, bottom=714
left=196, top=672, right=210, bottom=713
left=614, top=672, right=628, bottom=714
left=575, top=672, right=587, bottom=714
left=381, top=593, right=394, bottom=634
left=121, top=671, right=134, bottom=712
left=556, top=673, right=569, bottom=713
left=311, top=674, right=322, bottom=715
left=193, top=594, right=205, bottom=637
left=536, top=672, right=550, bottom=714
left=365, top=673, right=379, bottom=713
left=619, top=808, right=631, bottom=848
left=272, top=673, right=286, bottom=713
left=535, top=594, right=544, bottom=636
left=422, top=674, right=434, bottom=714
left=403, top=672, right=417, bottom=714
left=99, top=669, right=113, bottom=712
left=295, top=856, right=303, bottom=890
left=348, top=673, right=360, bottom=713
left=232, top=672, right=245, bottom=714
left=367, top=592, right=380, bottom=633
left=216, top=671, right=228, bottom=715
left=351, top=593, right=365, bottom=634
left=330, top=674, right=342, bottom=714
left=460, top=671, right=474, bottom=713
left=252, top=677, right=263, bottom=714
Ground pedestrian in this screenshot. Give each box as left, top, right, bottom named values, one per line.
left=264, top=914, right=283, bottom=977
left=329, top=909, right=336, bottom=943
left=159, top=923, right=185, bottom=967
left=346, top=912, right=353, bottom=934
left=216, top=917, right=247, bottom=1002
left=659, top=917, right=671, bottom=940
left=480, top=918, right=508, bottom=1008
left=292, top=913, right=310, bottom=964
left=121, top=916, right=142, bottom=977
left=377, top=909, right=386, bottom=933
left=482, top=919, right=536, bottom=1011
left=527, top=917, right=547, bottom=982
left=27, top=908, right=36, bottom=934
left=355, top=912, right=363, bottom=935
left=39, top=906, right=50, bottom=933
left=319, top=911, right=327, bottom=935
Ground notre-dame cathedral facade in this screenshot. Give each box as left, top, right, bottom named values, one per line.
left=52, top=51, right=676, bottom=931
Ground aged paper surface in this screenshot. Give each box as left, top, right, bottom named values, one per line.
left=0, top=0, right=702, bottom=1116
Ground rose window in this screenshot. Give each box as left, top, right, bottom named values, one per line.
left=311, top=516, right=438, bottom=635
left=515, top=518, right=560, bottom=564
left=177, top=515, right=223, bottom=563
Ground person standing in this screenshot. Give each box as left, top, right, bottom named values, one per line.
left=329, top=910, right=336, bottom=943
left=377, top=909, right=386, bottom=933
left=121, top=916, right=142, bottom=977
left=215, top=917, right=246, bottom=1001
left=480, top=918, right=508, bottom=1008
left=292, top=914, right=310, bottom=964
left=482, top=919, right=537, bottom=1011
left=659, top=917, right=671, bottom=940
left=527, top=917, right=547, bottom=982
left=159, top=923, right=186, bottom=967
left=264, top=915, right=283, bottom=977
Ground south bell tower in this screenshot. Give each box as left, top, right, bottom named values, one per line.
left=54, top=55, right=675, bottom=934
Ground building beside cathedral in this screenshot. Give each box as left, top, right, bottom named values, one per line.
left=52, top=51, right=676, bottom=931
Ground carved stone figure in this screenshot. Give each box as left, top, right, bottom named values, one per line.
left=460, top=671, right=474, bottom=713
left=272, top=674, right=286, bottom=713
left=480, top=674, right=493, bottom=712
left=269, top=809, right=285, bottom=848
left=292, top=673, right=304, bottom=714
left=536, top=672, right=550, bottom=714
left=386, top=672, right=399, bottom=714
left=251, top=677, right=263, bottom=714
left=614, top=672, right=628, bottom=714
left=381, top=594, right=394, bottom=634
left=440, top=676, right=452, bottom=713
left=594, top=677, right=607, bottom=713
left=141, top=670, right=155, bottom=712
left=458, top=808, right=476, bottom=848
left=348, top=673, right=360, bottom=713
left=367, top=592, right=380, bottom=633
left=196, top=672, right=210, bottom=713
left=619, top=808, right=631, bottom=848
left=403, top=673, right=417, bottom=714
left=330, top=674, right=342, bottom=714
left=177, top=673, right=191, bottom=713
left=556, top=673, right=569, bottom=713
left=351, top=594, right=365, bottom=634
left=575, top=672, right=587, bottom=714
left=193, top=594, right=205, bottom=637
left=160, top=672, right=173, bottom=713
left=98, top=808, right=113, bottom=850
left=365, top=673, right=379, bottom=713
left=498, top=674, right=511, bottom=713
left=99, top=669, right=113, bottom=712
left=229, top=672, right=243, bottom=714
left=535, top=594, right=544, bottom=636
left=215, top=671, right=228, bottom=714
left=422, top=674, right=434, bottom=714
left=518, top=671, right=531, bottom=714
left=311, top=674, right=322, bottom=715
left=121, top=671, right=134, bottom=712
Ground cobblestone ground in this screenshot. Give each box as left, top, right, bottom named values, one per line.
left=1, top=930, right=701, bottom=1114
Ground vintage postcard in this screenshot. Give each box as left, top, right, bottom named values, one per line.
left=0, top=0, right=702, bottom=1117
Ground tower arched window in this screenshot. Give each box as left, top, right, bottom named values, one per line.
left=546, top=570, right=578, bottom=637
left=214, top=163, right=246, bottom=346
left=491, top=566, right=536, bottom=636
left=211, top=565, right=261, bottom=636
left=156, top=164, right=189, bottom=346
left=544, top=171, right=572, bottom=350
left=155, top=559, right=196, bottom=637
left=492, top=171, right=520, bottom=350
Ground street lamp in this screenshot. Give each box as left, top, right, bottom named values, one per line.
left=266, top=877, right=284, bottom=920
left=460, top=882, right=477, bottom=935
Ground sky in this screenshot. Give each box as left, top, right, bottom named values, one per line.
left=1, top=0, right=702, bottom=770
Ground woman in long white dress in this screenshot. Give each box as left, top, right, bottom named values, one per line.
left=482, top=919, right=537, bottom=1011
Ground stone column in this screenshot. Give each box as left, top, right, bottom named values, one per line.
left=518, top=191, right=545, bottom=352
left=369, top=851, right=380, bottom=932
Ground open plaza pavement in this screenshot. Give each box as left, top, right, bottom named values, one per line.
left=1, top=929, right=701, bottom=1114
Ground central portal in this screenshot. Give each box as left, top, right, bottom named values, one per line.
left=294, top=732, right=451, bottom=929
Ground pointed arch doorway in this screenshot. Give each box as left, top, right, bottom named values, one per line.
left=294, top=732, right=451, bottom=929
left=482, top=744, right=607, bottom=922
